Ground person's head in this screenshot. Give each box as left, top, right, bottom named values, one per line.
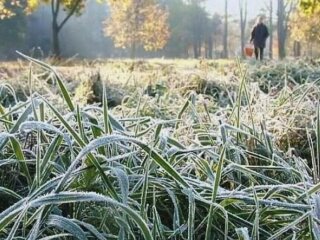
left=256, top=16, right=264, bottom=25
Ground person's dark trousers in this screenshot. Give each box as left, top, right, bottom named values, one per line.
left=254, top=47, right=264, bottom=60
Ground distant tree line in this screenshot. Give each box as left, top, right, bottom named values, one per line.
left=0, top=0, right=225, bottom=59
left=0, top=0, right=319, bottom=59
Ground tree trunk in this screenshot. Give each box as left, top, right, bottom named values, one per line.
left=293, top=41, right=301, bottom=57
left=223, top=0, right=228, bottom=58
left=205, top=40, right=208, bottom=58
left=52, top=18, right=60, bottom=57
left=269, top=0, right=273, bottom=59
left=239, top=0, right=247, bottom=58
left=193, top=41, right=199, bottom=58
left=131, top=41, right=136, bottom=59
left=198, top=38, right=202, bottom=58
left=50, top=0, right=84, bottom=57
left=208, top=35, right=213, bottom=59
left=277, top=0, right=285, bottom=59
left=277, top=0, right=283, bottom=59
left=277, top=0, right=293, bottom=59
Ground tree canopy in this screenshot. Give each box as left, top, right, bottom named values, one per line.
left=0, top=0, right=21, bottom=19
left=289, top=9, right=320, bottom=43
left=299, top=0, right=320, bottom=14
left=0, top=0, right=106, bottom=56
left=104, top=0, right=170, bottom=57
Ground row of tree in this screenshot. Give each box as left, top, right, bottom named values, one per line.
left=0, top=0, right=319, bottom=59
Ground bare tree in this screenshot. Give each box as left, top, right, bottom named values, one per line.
left=223, top=0, right=228, bottom=58
left=239, top=0, right=247, bottom=58
left=268, top=0, right=273, bottom=59
left=277, top=0, right=295, bottom=59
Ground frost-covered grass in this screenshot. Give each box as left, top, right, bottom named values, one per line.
left=0, top=55, right=320, bottom=239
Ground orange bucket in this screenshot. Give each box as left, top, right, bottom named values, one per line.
left=244, top=44, right=254, bottom=57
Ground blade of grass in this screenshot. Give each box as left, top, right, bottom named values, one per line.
left=16, top=51, right=75, bottom=112
left=205, top=144, right=227, bottom=240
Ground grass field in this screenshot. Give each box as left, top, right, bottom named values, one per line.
left=1, top=55, right=320, bottom=239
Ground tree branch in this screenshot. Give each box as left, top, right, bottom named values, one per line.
left=284, top=1, right=295, bottom=25
left=264, top=0, right=270, bottom=11
left=58, top=0, right=82, bottom=31
left=52, top=0, right=60, bottom=18
left=51, top=0, right=54, bottom=16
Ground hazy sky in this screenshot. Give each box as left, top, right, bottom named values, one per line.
left=205, top=0, right=278, bottom=20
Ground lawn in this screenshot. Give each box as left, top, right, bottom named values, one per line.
left=1, top=55, right=320, bottom=239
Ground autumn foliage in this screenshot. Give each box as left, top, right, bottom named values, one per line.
left=289, top=10, right=320, bottom=43
left=299, top=0, right=320, bottom=14
left=104, top=0, right=170, bottom=55
left=0, top=0, right=21, bottom=19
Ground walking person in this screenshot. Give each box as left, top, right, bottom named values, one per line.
left=250, top=16, right=269, bottom=61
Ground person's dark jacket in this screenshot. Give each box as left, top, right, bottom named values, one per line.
left=250, top=23, right=269, bottom=48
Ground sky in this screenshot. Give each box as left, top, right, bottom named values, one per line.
left=204, top=0, right=278, bottom=20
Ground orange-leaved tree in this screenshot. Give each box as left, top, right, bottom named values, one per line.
left=104, top=0, right=170, bottom=58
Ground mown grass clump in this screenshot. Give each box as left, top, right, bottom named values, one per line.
left=0, top=55, right=320, bottom=239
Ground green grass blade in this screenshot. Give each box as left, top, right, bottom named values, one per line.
left=140, top=157, right=150, bottom=218
left=16, top=51, right=75, bottom=112
left=1, top=192, right=153, bottom=240
left=103, top=85, right=112, bottom=134
left=9, top=137, right=32, bottom=185
left=267, top=211, right=311, bottom=240
left=57, top=135, right=190, bottom=190
left=0, top=187, right=22, bottom=200
left=41, top=98, right=119, bottom=200
left=47, top=215, right=88, bottom=240
left=205, top=144, right=227, bottom=240
left=72, top=219, right=107, bottom=240
left=187, top=189, right=195, bottom=240
left=41, top=135, right=63, bottom=174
